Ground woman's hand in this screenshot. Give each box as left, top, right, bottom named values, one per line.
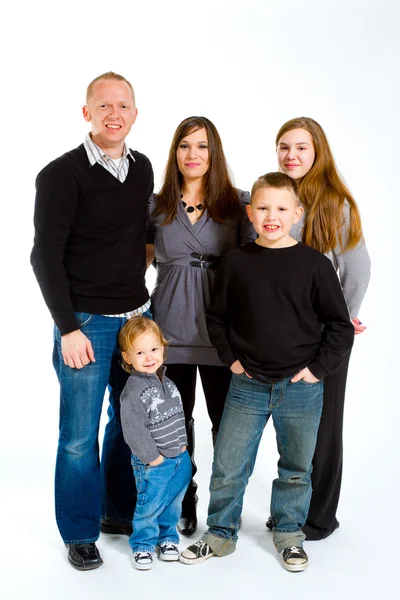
left=291, top=367, right=320, bottom=384
left=352, top=317, right=367, bottom=335
left=230, top=360, right=252, bottom=378
left=148, top=455, right=164, bottom=467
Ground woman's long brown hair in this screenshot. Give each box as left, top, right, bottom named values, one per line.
left=153, top=116, right=242, bottom=225
left=276, top=117, right=363, bottom=254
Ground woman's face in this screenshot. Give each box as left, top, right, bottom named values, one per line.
left=277, top=128, right=316, bottom=181
left=176, top=127, right=210, bottom=182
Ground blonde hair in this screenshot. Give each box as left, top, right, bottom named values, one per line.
left=118, top=317, right=168, bottom=374
left=86, top=71, right=136, bottom=105
left=276, top=117, right=363, bottom=254
left=251, top=172, right=300, bottom=206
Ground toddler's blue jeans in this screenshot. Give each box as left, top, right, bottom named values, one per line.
left=129, top=451, right=192, bottom=553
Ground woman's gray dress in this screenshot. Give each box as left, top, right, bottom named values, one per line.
left=147, top=191, right=256, bottom=366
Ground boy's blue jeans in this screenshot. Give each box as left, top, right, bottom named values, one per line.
left=52, top=310, right=152, bottom=544
left=129, top=451, right=192, bottom=553
left=203, top=372, right=323, bottom=555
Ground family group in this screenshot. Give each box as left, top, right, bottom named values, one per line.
left=31, top=71, right=370, bottom=573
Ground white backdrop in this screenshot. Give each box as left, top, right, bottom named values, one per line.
left=1, top=1, right=398, bottom=598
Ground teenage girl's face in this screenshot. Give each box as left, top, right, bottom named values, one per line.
left=122, top=330, right=164, bottom=374
left=276, top=128, right=316, bottom=181
left=176, top=127, right=210, bottom=183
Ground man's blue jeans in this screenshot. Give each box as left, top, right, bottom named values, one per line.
left=53, top=310, right=151, bottom=544
left=129, top=451, right=191, bottom=553
left=203, top=373, right=323, bottom=555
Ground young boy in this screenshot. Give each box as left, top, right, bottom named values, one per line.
left=119, top=317, right=191, bottom=570
left=180, top=172, right=354, bottom=572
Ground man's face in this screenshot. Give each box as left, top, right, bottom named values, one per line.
left=82, top=79, right=137, bottom=152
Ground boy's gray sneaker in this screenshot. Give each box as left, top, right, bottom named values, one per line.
left=133, top=551, right=154, bottom=570
left=281, top=546, right=308, bottom=572
left=158, top=543, right=179, bottom=561
left=179, top=538, right=215, bottom=565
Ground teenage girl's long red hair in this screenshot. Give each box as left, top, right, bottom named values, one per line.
left=276, top=117, right=363, bottom=254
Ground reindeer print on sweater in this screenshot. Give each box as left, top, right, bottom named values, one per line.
left=120, top=366, right=188, bottom=465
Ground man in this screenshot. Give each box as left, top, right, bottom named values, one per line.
left=31, top=72, right=154, bottom=570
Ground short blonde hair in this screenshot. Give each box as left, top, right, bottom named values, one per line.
left=86, top=71, right=136, bottom=105
left=118, top=317, right=168, bottom=374
left=251, top=172, right=300, bottom=206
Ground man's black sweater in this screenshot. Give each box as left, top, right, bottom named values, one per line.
left=206, top=242, right=354, bottom=382
left=31, top=145, right=154, bottom=335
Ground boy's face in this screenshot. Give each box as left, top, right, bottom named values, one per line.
left=246, top=186, right=303, bottom=248
left=122, top=330, right=164, bottom=374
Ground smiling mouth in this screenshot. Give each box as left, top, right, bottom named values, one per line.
left=264, top=225, right=280, bottom=230
left=185, top=163, right=200, bottom=167
left=106, top=124, right=122, bottom=130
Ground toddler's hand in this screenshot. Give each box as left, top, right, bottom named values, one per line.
left=291, top=367, right=320, bottom=384
left=148, top=455, right=164, bottom=467
left=181, top=446, right=187, bottom=453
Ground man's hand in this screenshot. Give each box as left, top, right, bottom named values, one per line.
left=61, top=329, right=95, bottom=369
left=291, top=367, right=320, bottom=384
left=230, top=360, right=252, bottom=378
left=149, top=455, right=164, bottom=467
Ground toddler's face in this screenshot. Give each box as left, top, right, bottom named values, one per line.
left=122, top=330, right=164, bottom=374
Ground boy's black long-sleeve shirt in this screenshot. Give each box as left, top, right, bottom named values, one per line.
left=206, top=242, right=354, bottom=382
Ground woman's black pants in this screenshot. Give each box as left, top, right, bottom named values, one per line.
left=165, top=364, right=232, bottom=516
left=303, top=351, right=351, bottom=540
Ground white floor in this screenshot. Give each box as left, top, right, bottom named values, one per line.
left=2, top=369, right=397, bottom=600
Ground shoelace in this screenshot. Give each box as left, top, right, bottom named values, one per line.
left=161, top=544, right=177, bottom=552
left=193, top=539, right=207, bottom=549
left=286, top=547, right=305, bottom=558
left=136, top=552, right=152, bottom=561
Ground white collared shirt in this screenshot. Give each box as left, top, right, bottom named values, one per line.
left=83, top=133, right=135, bottom=183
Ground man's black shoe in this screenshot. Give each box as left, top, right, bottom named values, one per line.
left=178, top=516, right=197, bottom=536
left=266, top=517, right=273, bottom=530
left=67, top=543, right=103, bottom=571
left=100, top=518, right=133, bottom=536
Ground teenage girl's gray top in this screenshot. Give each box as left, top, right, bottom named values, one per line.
left=290, top=201, right=371, bottom=318
left=147, top=191, right=256, bottom=365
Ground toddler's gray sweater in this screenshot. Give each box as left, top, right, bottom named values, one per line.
left=120, top=366, right=187, bottom=464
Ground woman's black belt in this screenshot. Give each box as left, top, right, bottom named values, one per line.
left=190, top=252, right=220, bottom=269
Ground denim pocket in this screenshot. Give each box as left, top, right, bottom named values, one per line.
left=75, top=312, right=93, bottom=328
left=145, top=457, right=166, bottom=471
left=296, top=379, right=321, bottom=386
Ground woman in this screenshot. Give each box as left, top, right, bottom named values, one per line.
left=268, top=116, right=371, bottom=540
left=146, top=116, right=256, bottom=536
